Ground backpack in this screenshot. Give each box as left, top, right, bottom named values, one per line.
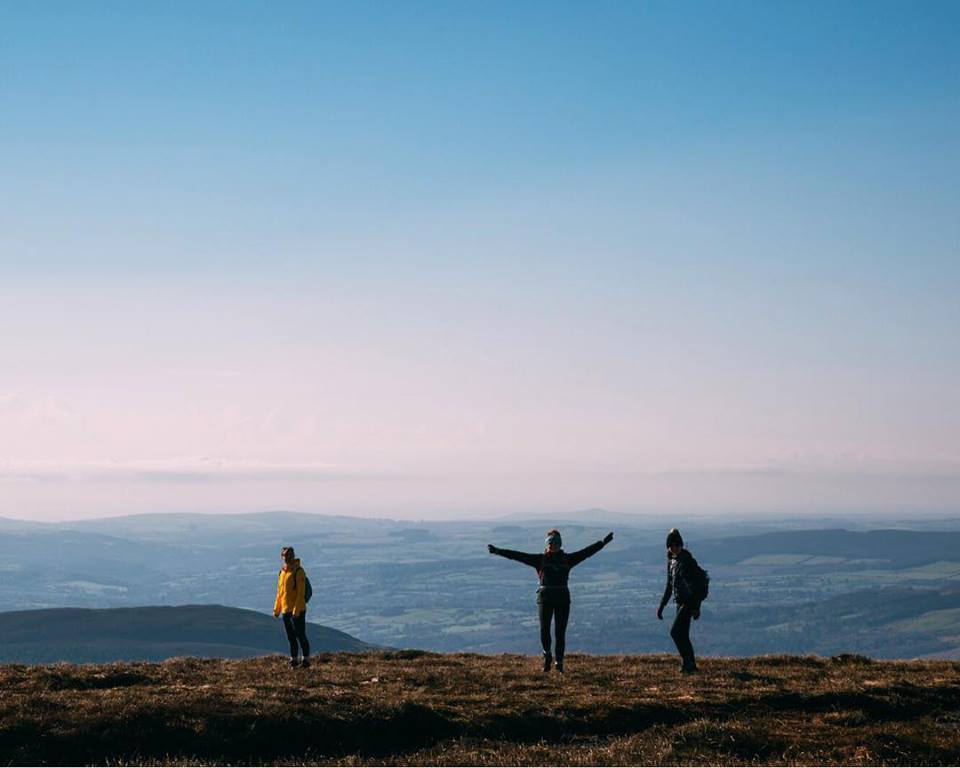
left=688, top=558, right=709, bottom=603
left=302, top=570, right=313, bottom=604
left=281, top=567, right=314, bottom=604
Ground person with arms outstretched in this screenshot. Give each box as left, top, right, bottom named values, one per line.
left=488, top=529, right=614, bottom=673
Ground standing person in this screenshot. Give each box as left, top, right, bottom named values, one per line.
left=487, top=529, right=614, bottom=673
left=657, top=528, right=707, bottom=674
left=274, top=546, right=311, bottom=668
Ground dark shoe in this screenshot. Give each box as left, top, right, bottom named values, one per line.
left=555, top=658, right=564, bottom=674
left=289, top=657, right=300, bottom=668
left=542, top=652, right=552, bottom=673
left=681, top=662, right=698, bottom=674
left=300, top=657, right=311, bottom=669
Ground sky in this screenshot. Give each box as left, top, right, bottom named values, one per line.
left=1, top=1, right=959, bottom=520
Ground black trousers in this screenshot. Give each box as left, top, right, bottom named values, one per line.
left=538, top=598, right=571, bottom=660
left=282, top=612, right=310, bottom=658
left=670, top=604, right=695, bottom=666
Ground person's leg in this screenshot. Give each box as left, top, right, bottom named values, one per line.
left=295, top=612, right=311, bottom=662
left=670, top=604, right=695, bottom=670
left=281, top=613, right=299, bottom=664
left=554, top=601, right=571, bottom=671
left=538, top=600, right=554, bottom=670
left=685, top=605, right=696, bottom=668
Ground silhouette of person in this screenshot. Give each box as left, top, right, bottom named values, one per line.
left=657, top=528, right=706, bottom=673
left=488, top=529, right=613, bottom=673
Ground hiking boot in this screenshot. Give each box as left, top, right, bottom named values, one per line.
left=681, top=661, right=698, bottom=674
left=289, top=657, right=300, bottom=668
left=542, top=652, right=552, bottom=673
left=300, top=657, right=311, bottom=669
left=555, top=658, right=564, bottom=674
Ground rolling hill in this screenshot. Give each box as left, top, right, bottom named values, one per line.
left=3, top=512, right=960, bottom=657
left=688, top=529, right=960, bottom=569
left=0, top=605, right=375, bottom=663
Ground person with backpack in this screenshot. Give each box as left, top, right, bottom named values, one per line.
left=657, top=528, right=708, bottom=674
left=487, top=529, right=614, bottom=673
left=273, top=546, right=313, bottom=668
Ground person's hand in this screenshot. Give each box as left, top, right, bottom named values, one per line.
left=657, top=606, right=664, bottom=621
left=693, top=607, right=701, bottom=621
left=487, top=544, right=497, bottom=554
left=603, top=531, right=614, bottom=545
left=273, top=611, right=280, bottom=618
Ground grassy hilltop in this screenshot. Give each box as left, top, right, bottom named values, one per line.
left=2, top=653, right=959, bottom=766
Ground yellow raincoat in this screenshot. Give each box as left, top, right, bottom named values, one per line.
left=274, top=558, right=307, bottom=616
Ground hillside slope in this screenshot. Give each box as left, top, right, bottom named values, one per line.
left=1, top=653, right=958, bottom=765
left=0, top=605, right=375, bottom=663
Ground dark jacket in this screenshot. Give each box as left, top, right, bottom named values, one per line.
left=660, top=549, right=701, bottom=609
left=491, top=540, right=607, bottom=602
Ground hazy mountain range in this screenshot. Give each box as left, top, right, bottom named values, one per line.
left=1, top=510, right=959, bottom=660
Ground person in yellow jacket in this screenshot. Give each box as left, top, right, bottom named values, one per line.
left=274, top=546, right=311, bottom=668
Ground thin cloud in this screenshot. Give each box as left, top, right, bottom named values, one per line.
left=0, top=458, right=396, bottom=484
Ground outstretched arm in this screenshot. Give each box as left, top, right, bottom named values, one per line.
left=487, top=545, right=541, bottom=568
left=567, top=532, right=614, bottom=568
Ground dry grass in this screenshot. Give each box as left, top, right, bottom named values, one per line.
left=1, top=652, right=958, bottom=765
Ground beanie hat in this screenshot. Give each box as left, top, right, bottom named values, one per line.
left=666, top=528, right=683, bottom=548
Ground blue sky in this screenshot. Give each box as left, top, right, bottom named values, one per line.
left=1, top=2, right=958, bottom=519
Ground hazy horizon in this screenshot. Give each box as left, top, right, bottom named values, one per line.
left=2, top=501, right=959, bottom=527
left=2, top=2, right=958, bottom=521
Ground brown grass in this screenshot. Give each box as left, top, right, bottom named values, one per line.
left=1, top=652, right=958, bottom=765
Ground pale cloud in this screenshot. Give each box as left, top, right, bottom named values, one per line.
left=0, top=458, right=376, bottom=484
left=0, top=392, right=76, bottom=423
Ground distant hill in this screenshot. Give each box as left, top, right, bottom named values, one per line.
left=0, top=652, right=958, bottom=765
left=691, top=528, right=960, bottom=569
left=0, top=605, right=376, bottom=663
left=2, top=514, right=960, bottom=657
